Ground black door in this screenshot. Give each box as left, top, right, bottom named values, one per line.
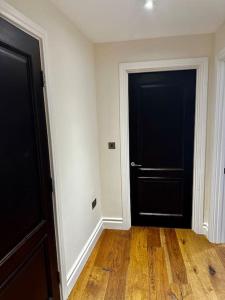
left=0, top=17, right=60, bottom=299
left=129, top=70, right=196, bottom=228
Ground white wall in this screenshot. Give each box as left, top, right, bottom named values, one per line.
left=4, top=0, right=102, bottom=298
left=215, top=20, right=225, bottom=53
left=95, top=34, right=214, bottom=223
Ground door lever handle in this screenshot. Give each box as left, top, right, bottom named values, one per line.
left=131, top=162, right=142, bottom=167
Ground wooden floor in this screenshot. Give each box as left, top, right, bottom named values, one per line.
left=68, top=227, right=225, bottom=300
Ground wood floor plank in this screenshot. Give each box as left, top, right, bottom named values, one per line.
left=104, top=231, right=130, bottom=300
left=164, top=228, right=188, bottom=285
left=147, top=228, right=170, bottom=299
left=147, top=227, right=161, bottom=248
left=81, top=266, right=110, bottom=300
left=176, top=229, right=218, bottom=300
left=80, top=230, right=116, bottom=299
left=69, top=227, right=225, bottom=300
left=125, top=227, right=150, bottom=300
left=69, top=231, right=105, bottom=299
left=94, top=229, right=117, bottom=270
left=160, top=228, right=173, bottom=285
left=207, top=248, right=225, bottom=300
left=163, top=229, right=192, bottom=300
left=149, top=246, right=170, bottom=299
left=215, top=246, right=225, bottom=270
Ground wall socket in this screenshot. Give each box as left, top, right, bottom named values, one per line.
left=92, top=198, right=97, bottom=210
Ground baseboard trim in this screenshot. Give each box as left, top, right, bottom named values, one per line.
left=102, top=217, right=125, bottom=230
left=65, top=217, right=128, bottom=297
left=66, top=218, right=103, bottom=297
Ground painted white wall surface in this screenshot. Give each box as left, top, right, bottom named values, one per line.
left=215, top=20, right=225, bottom=53
left=4, top=0, right=102, bottom=297
left=95, top=34, right=214, bottom=223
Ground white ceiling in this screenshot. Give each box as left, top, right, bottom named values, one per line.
left=51, top=0, right=225, bottom=43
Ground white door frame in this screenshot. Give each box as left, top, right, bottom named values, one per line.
left=209, top=48, right=225, bottom=243
left=0, top=1, right=66, bottom=299
left=119, top=58, right=208, bottom=234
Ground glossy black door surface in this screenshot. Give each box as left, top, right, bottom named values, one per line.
left=129, top=70, right=196, bottom=228
left=0, top=17, right=60, bottom=299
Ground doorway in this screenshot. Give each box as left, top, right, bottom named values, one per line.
left=0, top=17, right=60, bottom=299
left=119, top=58, right=208, bottom=233
left=129, top=70, right=196, bottom=228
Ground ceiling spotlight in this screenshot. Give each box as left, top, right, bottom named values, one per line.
left=144, top=0, right=154, bottom=10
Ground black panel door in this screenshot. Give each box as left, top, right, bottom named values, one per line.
left=0, top=17, right=60, bottom=299
left=129, top=70, right=196, bottom=228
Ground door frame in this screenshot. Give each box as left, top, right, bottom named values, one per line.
left=209, top=48, right=225, bottom=243
left=119, top=58, right=208, bottom=234
left=0, top=1, right=66, bottom=299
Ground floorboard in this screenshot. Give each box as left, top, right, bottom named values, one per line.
left=68, top=228, right=225, bottom=300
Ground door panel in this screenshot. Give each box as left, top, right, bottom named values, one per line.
left=137, top=178, right=184, bottom=216
left=137, top=84, right=184, bottom=167
left=0, top=243, right=49, bottom=300
left=0, top=44, right=42, bottom=260
left=0, top=17, right=60, bottom=299
left=129, top=70, right=196, bottom=228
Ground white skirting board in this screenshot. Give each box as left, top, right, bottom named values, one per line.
left=66, top=219, right=104, bottom=298
left=65, top=217, right=125, bottom=298
left=102, top=217, right=124, bottom=230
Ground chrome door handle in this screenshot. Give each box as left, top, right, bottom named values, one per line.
left=131, top=162, right=142, bottom=167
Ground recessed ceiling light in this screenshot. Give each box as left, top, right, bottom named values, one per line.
left=144, top=0, right=154, bottom=10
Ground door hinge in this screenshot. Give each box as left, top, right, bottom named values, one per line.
left=40, top=70, right=45, bottom=88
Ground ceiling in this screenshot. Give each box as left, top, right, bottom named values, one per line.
left=51, top=0, right=225, bottom=43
